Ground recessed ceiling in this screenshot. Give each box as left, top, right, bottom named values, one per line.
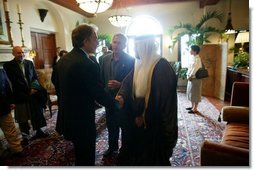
left=49, top=0, right=220, bottom=17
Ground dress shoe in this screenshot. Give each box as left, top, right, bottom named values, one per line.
left=11, top=150, right=26, bottom=158
left=103, top=149, right=118, bottom=157
left=36, top=131, right=49, bottom=138
left=188, top=110, right=197, bottom=114
left=185, top=107, right=192, bottom=110
left=0, top=149, right=12, bottom=159
left=30, top=131, right=49, bottom=141
left=21, top=138, right=29, bottom=146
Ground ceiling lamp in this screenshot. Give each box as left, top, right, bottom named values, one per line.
left=224, top=0, right=236, bottom=34
left=108, top=0, right=132, bottom=28
left=76, top=0, right=113, bottom=14
left=108, top=15, right=132, bottom=28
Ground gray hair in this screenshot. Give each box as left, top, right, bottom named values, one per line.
left=113, top=33, right=128, bottom=45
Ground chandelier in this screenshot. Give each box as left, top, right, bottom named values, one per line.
left=108, top=15, right=132, bottom=28
left=76, top=0, right=113, bottom=14
left=108, top=0, right=132, bottom=28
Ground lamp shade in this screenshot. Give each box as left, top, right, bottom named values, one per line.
left=108, top=15, right=132, bottom=28
left=235, top=31, right=249, bottom=44
left=76, top=0, right=113, bottom=14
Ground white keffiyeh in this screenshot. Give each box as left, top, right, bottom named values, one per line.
left=133, top=36, right=160, bottom=98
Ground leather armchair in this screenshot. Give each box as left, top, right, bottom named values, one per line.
left=201, top=106, right=249, bottom=166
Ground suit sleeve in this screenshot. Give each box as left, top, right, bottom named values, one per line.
left=85, top=62, right=117, bottom=110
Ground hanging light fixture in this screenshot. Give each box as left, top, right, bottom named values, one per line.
left=108, top=15, right=132, bottom=28
left=224, top=0, right=236, bottom=34
left=108, top=0, right=132, bottom=28
left=76, top=0, right=113, bottom=14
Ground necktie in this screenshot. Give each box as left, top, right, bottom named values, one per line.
left=18, top=61, right=28, bottom=84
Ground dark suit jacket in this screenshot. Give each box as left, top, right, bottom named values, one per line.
left=52, top=47, right=116, bottom=140
left=3, top=59, right=37, bottom=104
left=0, top=69, right=13, bottom=116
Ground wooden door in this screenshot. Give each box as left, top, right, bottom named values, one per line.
left=31, top=32, right=56, bottom=69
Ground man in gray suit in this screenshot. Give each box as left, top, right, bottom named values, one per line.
left=100, top=34, right=134, bottom=158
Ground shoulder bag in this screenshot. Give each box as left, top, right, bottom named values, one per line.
left=195, top=61, right=208, bottom=79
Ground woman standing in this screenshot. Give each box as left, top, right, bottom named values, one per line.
left=186, top=45, right=202, bottom=113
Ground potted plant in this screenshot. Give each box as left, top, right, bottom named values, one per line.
left=168, top=10, right=224, bottom=46
left=98, top=34, right=112, bottom=49
left=233, top=51, right=249, bottom=69
left=178, top=68, right=188, bottom=80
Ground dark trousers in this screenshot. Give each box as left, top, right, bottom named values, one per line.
left=19, top=122, right=30, bottom=137
left=29, top=96, right=47, bottom=130
left=72, top=131, right=96, bottom=166
left=118, top=110, right=134, bottom=152
left=116, top=111, right=135, bottom=166
left=105, top=108, right=119, bottom=151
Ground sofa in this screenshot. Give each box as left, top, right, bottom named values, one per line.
left=36, top=68, right=57, bottom=117
left=200, top=82, right=249, bottom=166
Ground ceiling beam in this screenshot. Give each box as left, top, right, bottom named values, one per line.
left=48, top=0, right=95, bottom=17
left=48, top=0, right=221, bottom=18
left=199, top=0, right=220, bottom=8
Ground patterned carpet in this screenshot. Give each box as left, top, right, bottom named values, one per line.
left=0, top=92, right=226, bottom=166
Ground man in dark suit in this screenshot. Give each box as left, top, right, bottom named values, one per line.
left=3, top=46, right=48, bottom=146
left=51, top=24, right=119, bottom=166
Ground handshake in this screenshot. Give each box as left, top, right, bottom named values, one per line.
left=114, top=95, right=124, bottom=109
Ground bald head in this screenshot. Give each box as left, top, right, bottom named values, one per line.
left=12, top=46, right=25, bottom=62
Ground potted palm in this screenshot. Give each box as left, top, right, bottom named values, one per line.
left=168, top=10, right=224, bottom=46
left=168, top=10, right=224, bottom=82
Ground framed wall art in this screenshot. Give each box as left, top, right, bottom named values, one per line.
left=0, top=0, right=12, bottom=45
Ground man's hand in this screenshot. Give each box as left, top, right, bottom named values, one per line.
left=115, top=95, right=124, bottom=108
left=135, top=116, right=144, bottom=127
left=30, top=88, right=38, bottom=95
left=108, top=80, right=121, bottom=89
left=10, top=104, right=16, bottom=110
left=187, top=76, right=193, bottom=81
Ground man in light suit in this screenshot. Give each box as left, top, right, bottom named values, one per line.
left=52, top=24, right=119, bottom=166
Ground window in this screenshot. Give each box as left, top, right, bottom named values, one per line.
left=125, top=15, right=163, bottom=58
left=180, top=34, right=191, bottom=68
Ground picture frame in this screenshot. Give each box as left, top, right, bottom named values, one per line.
left=0, top=0, right=11, bottom=45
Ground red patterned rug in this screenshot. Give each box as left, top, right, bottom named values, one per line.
left=0, top=92, right=225, bottom=166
